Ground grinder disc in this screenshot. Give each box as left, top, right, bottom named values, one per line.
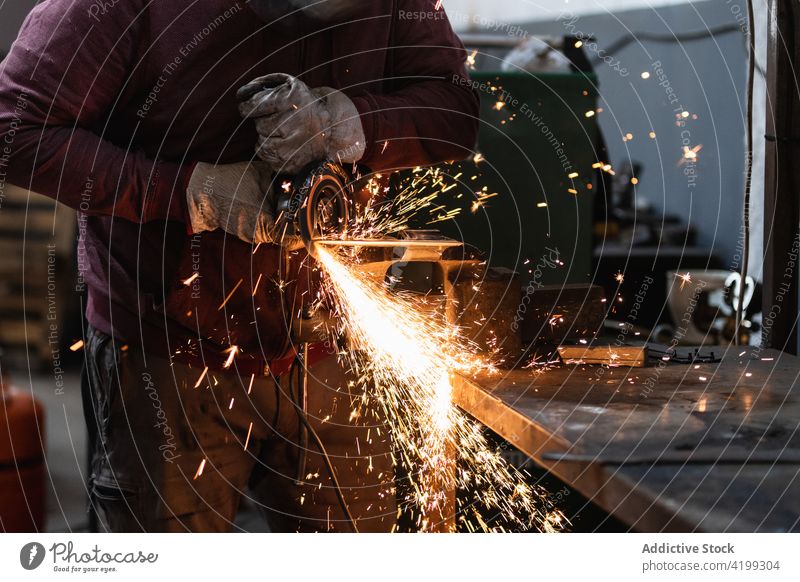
left=294, top=161, right=352, bottom=244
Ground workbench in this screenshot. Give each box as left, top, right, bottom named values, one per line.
left=453, top=348, right=800, bottom=532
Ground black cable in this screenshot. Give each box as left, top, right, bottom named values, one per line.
left=286, top=356, right=359, bottom=533
left=590, top=23, right=743, bottom=63
left=589, top=22, right=766, bottom=76
left=737, top=0, right=756, bottom=345
left=292, top=347, right=311, bottom=488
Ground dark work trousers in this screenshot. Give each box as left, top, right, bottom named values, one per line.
left=81, top=326, right=396, bottom=532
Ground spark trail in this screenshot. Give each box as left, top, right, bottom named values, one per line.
left=315, top=246, right=565, bottom=532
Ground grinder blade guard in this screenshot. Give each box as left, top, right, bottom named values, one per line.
left=276, top=161, right=355, bottom=252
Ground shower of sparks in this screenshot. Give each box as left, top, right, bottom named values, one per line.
left=218, top=278, right=243, bottom=310
left=680, top=144, right=702, bottom=164
left=615, top=271, right=625, bottom=284
left=592, top=161, right=616, bottom=176
left=194, top=458, right=206, bottom=480
left=194, top=366, right=209, bottom=388
left=314, top=246, right=564, bottom=532
left=332, top=166, right=470, bottom=240
left=244, top=422, right=254, bottom=451
left=223, top=345, right=239, bottom=369
left=677, top=272, right=692, bottom=290
left=470, top=190, right=498, bottom=213
left=252, top=273, right=263, bottom=296
left=182, top=273, right=199, bottom=286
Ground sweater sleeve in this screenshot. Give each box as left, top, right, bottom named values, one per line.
left=0, top=0, right=189, bottom=223
left=350, top=0, right=480, bottom=172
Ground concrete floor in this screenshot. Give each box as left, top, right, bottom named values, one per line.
left=13, top=369, right=89, bottom=532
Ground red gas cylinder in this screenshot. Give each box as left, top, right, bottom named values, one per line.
left=0, top=363, right=46, bottom=532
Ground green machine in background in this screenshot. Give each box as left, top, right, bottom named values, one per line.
left=433, top=70, right=601, bottom=287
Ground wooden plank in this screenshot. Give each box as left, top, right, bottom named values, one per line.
left=0, top=319, right=51, bottom=361
left=557, top=344, right=647, bottom=367
left=0, top=209, right=58, bottom=235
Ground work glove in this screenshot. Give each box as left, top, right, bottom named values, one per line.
left=186, top=161, right=281, bottom=245
left=237, top=73, right=366, bottom=174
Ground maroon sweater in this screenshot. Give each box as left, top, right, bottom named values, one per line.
left=0, top=0, right=478, bottom=374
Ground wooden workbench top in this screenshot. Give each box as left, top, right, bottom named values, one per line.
left=453, top=348, right=800, bottom=532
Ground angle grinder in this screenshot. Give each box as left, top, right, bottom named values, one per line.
left=274, top=161, right=357, bottom=255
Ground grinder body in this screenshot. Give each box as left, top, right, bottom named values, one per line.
left=275, top=161, right=356, bottom=253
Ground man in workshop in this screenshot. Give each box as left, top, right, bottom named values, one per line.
left=0, top=0, right=478, bottom=532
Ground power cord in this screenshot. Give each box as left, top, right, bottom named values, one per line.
left=285, top=352, right=359, bottom=533
left=736, top=0, right=756, bottom=345
left=593, top=24, right=741, bottom=59
left=591, top=23, right=766, bottom=76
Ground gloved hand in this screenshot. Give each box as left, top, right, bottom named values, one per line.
left=185, top=161, right=281, bottom=245
left=237, top=73, right=366, bottom=174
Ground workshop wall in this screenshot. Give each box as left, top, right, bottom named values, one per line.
left=443, top=0, right=699, bottom=26
left=0, top=0, right=37, bottom=55
left=445, top=0, right=758, bottom=277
